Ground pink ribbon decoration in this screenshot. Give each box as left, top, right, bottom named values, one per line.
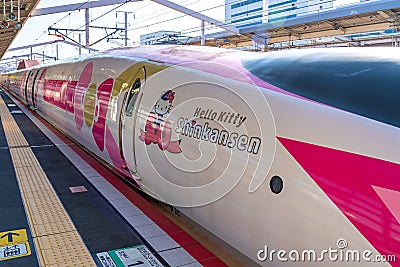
left=74, top=62, right=93, bottom=131
left=139, top=113, right=181, bottom=153
left=92, top=78, right=114, bottom=152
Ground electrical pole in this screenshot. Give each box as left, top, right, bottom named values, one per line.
left=124, top=12, right=128, bottom=46
left=85, top=8, right=90, bottom=48
left=117, top=11, right=134, bottom=47
left=79, top=34, right=82, bottom=55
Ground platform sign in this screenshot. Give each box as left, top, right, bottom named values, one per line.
left=96, top=245, right=164, bottom=267
left=0, top=229, right=31, bottom=261
left=96, top=252, right=117, bottom=267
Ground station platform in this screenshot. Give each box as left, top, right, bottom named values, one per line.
left=0, top=88, right=239, bottom=267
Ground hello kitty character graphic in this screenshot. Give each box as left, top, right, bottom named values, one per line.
left=139, top=90, right=181, bottom=153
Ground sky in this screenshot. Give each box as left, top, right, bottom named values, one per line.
left=3, top=0, right=360, bottom=62
left=5, top=0, right=227, bottom=61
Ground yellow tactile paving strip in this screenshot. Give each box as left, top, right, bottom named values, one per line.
left=0, top=96, right=96, bottom=267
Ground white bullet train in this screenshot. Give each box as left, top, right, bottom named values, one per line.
left=1, top=45, right=399, bottom=266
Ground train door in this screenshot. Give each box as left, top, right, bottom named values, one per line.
left=27, top=69, right=41, bottom=108
left=119, top=66, right=146, bottom=174
left=24, top=71, right=32, bottom=104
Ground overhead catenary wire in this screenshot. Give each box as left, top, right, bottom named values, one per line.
left=29, top=0, right=272, bottom=57
left=88, top=0, right=201, bottom=37
left=133, top=0, right=356, bottom=34
left=28, top=0, right=384, bottom=59
left=128, top=0, right=200, bottom=26
left=32, top=0, right=92, bottom=45
left=127, top=1, right=233, bottom=32
left=130, top=0, right=250, bottom=29
left=49, top=0, right=202, bottom=48
left=34, top=1, right=131, bottom=56
left=32, top=0, right=240, bottom=51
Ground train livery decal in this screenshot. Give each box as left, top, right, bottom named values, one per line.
left=175, top=108, right=261, bottom=155
left=139, top=90, right=182, bottom=153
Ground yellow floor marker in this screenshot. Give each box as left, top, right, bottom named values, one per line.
left=0, top=229, right=31, bottom=261
left=0, top=96, right=96, bottom=267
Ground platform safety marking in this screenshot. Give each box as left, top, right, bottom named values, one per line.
left=0, top=95, right=97, bottom=267
left=0, top=229, right=31, bottom=261
left=97, top=245, right=164, bottom=267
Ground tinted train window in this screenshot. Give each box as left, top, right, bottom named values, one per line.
left=243, top=54, right=400, bottom=128
left=125, top=78, right=141, bottom=117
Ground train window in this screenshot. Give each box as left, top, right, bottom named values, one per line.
left=125, top=78, right=141, bottom=117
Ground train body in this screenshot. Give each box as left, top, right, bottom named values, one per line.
left=1, top=45, right=399, bottom=266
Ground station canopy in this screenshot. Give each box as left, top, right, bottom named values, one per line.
left=190, top=0, right=400, bottom=49
left=0, top=0, right=41, bottom=59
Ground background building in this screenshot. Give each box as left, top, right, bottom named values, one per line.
left=268, top=0, right=334, bottom=23
left=225, top=0, right=267, bottom=28
left=225, top=0, right=336, bottom=28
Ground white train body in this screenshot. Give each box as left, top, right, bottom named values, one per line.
left=1, top=46, right=400, bottom=266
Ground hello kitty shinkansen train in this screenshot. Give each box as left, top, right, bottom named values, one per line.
left=1, top=45, right=399, bottom=266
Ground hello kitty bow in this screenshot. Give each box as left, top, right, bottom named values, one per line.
left=161, top=90, right=175, bottom=103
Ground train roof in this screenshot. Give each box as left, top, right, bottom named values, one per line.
left=4, top=45, right=400, bottom=75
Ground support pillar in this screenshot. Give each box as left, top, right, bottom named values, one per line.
left=201, top=20, right=205, bottom=46
left=79, top=34, right=82, bottom=55
left=85, top=8, right=90, bottom=48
